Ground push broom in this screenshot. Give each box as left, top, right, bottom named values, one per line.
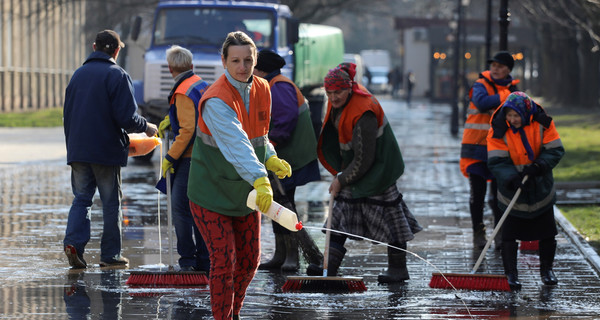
left=126, top=135, right=208, bottom=287
left=282, top=193, right=367, bottom=293
left=429, top=176, right=528, bottom=291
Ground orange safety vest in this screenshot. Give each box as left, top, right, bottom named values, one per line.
left=318, top=93, right=404, bottom=198
left=188, top=74, right=271, bottom=216
left=269, top=74, right=305, bottom=107
left=459, top=71, right=519, bottom=177
left=487, top=107, right=564, bottom=217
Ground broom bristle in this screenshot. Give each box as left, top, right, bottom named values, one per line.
left=282, top=276, right=367, bottom=293
left=520, top=240, right=539, bottom=252
left=126, top=271, right=208, bottom=287
left=429, top=273, right=511, bottom=291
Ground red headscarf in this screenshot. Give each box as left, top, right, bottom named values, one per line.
left=324, top=63, right=371, bottom=96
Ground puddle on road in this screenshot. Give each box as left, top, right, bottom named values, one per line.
left=2, top=102, right=600, bottom=318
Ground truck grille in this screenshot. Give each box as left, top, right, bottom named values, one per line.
left=143, top=62, right=224, bottom=103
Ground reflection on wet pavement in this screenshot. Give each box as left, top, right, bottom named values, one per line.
left=1, top=99, right=600, bottom=319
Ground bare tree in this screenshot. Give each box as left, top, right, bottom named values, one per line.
left=517, top=0, right=600, bottom=108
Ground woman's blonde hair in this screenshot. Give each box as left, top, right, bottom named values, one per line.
left=221, top=31, right=257, bottom=60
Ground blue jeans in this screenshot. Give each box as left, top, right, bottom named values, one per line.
left=172, top=158, right=209, bottom=271
left=64, top=162, right=123, bottom=261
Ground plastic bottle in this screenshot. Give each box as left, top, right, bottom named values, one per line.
left=246, top=189, right=303, bottom=232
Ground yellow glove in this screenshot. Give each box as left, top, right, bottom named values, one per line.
left=265, top=156, right=292, bottom=179
left=158, top=115, right=171, bottom=139
left=253, top=176, right=273, bottom=212
left=161, top=158, right=175, bottom=178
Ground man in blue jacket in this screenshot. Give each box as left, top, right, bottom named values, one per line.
left=63, top=30, right=157, bottom=269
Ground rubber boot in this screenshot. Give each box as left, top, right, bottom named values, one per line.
left=539, top=238, right=558, bottom=285
left=378, top=243, right=409, bottom=283
left=259, top=233, right=286, bottom=270
left=297, top=228, right=324, bottom=266
left=281, top=233, right=299, bottom=272
left=306, top=244, right=346, bottom=276
left=501, top=241, right=521, bottom=290
left=473, top=223, right=487, bottom=250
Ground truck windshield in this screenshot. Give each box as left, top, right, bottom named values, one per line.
left=153, top=8, right=274, bottom=48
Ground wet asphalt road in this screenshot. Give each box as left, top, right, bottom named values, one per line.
left=1, top=97, right=600, bottom=319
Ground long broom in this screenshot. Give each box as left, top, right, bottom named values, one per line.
left=429, top=176, right=528, bottom=291
left=282, top=193, right=367, bottom=293
left=126, top=135, right=208, bottom=287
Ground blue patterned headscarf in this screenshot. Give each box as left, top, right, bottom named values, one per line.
left=502, top=91, right=537, bottom=127
left=501, top=91, right=537, bottom=161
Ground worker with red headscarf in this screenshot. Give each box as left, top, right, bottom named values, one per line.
left=309, top=62, right=422, bottom=283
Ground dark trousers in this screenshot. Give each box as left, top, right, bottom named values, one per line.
left=468, top=174, right=500, bottom=229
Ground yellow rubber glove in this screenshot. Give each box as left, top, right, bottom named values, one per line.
left=253, top=176, right=273, bottom=212
left=161, top=158, right=175, bottom=178
left=158, top=115, right=171, bottom=139
left=265, top=156, right=292, bottom=179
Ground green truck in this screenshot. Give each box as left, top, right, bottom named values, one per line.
left=132, top=0, right=344, bottom=139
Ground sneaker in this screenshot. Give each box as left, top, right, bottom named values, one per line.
left=65, top=245, right=87, bottom=269
left=99, top=256, right=129, bottom=267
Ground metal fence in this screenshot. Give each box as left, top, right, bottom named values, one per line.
left=0, top=0, right=86, bottom=113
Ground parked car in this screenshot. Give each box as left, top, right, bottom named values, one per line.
left=366, top=66, right=390, bottom=94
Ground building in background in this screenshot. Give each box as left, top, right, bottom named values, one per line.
left=0, top=0, right=86, bottom=113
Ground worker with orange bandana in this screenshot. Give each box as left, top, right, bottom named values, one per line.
left=459, top=51, right=519, bottom=250
left=487, top=91, right=564, bottom=290
left=310, top=63, right=422, bottom=284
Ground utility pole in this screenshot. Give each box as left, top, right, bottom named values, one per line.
left=499, top=0, right=510, bottom=51
left=450, top=0, right=463, bottom=136
left=485, top=0, right=492, bottom=66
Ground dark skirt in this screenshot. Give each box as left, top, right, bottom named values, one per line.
left=326, top=184, right=423, bottom=244
left=502, top=206, right=558, bottom=241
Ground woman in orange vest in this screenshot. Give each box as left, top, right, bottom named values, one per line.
left=487, top=92, right=564, bottom=290
left=187, top=31, right=291, bottom=320
left=311, top=63, right=422, bottom=283
left=459, top=51, right=519, bottom=250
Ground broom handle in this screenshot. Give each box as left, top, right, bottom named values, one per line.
left=165, top=133, right=175, bottom=270
left=471, top=175, right=528, bottom=273
left=323, top=193, right=334, bottom=277
left=272, top=173, right=286, bottom=195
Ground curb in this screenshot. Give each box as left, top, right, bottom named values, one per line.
left=554, top=205, right=600, bottom=275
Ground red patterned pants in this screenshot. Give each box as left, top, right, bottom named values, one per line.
left=189, top=201, right=260, bottom=320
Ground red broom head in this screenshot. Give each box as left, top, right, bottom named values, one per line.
left=126, top=271, right=208, bottom=287
left=282, top=277, right=367, bottom=293
left=520, top=240, right=539, bottom=252
left=429, top=273, right=511, bottom=292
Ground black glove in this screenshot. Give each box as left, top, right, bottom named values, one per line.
left=522, top=162, right=542, bottom=177
left=505, top=175, right=523, bottom=192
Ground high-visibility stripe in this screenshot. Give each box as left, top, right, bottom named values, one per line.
left=488, top=149, right=509, bottom=158
left=544, top=138, right=563, bottom=149
left=464, top=123, right=490, bottom=130
left=497, top=185, right=556, bottom=211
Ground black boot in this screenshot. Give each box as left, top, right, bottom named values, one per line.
left=297, top=228, right=324, bottom=267
left=473, top=223, right=487, bottom=249
left=259, top=233, right=286, bottom=270
left=281, top=233, right=299, bottom=272
left=378, top=243, right=409, bottom=283
left=306, top=244, right=346, bottom=276
left=501, top=241, right=521, bottom=290
left=539, top=238, right=558, bottom=285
